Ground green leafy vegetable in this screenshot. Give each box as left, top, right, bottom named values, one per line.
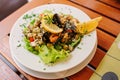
left=24, top=37, right=39, bottom=55
left=23, top=37, right=69, bottom=64
left=20, top=23, right=26, bottom=28
left=77, top=47, right=81, bottom=49
left=38, top=45, right=69, bottom=64
left=54, top=44, right=62, bottom=50
left=23, top=14, right=32, bottom=20
left=44, top=15, right=53, bottom=24
left=70, top=36, right=81, bottom=47
left=23, top=13, right=37, bottom=20
left=30, top=19, right=35, bottom=25
left=17, top=44, right=21, bottom=47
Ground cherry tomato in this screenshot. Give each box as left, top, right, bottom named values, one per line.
left=29, top=37, right=34, bottom=42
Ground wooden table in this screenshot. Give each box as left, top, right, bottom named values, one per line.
left=0, top=0, right=120, bottom=80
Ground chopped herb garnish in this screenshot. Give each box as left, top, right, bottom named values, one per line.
left=43, top=68, right=46, bottom=70
left=23, top=14, right=32, bottom=20
left=38, top=60, right=41, bottom=63
left=88, top=34, right=91, bottom=36
left=32, top=13, right=36, bottom=17
left=81, top=43, right=83, bottom=45
left=23, top=13, right=37, bottom=20
left=30, top=19, right=35, bottom=25
left=17, top=44, right=21, bottom=47
left=77, top=47, right=81, bottom=49
left=20, top=23, right=26, bottom=28
left=44, top=15, right=53, bottom=24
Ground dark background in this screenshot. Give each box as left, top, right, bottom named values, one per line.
left=0, top=0, right=28, bottom=21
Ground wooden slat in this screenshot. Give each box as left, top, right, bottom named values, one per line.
left=89, top=48, right=105, bottom=68
left=97, top=29, right=115, bottom=50
left=97, top=17, right=120, bottom=37
left=68, top=67, right=94, bottom=80
left=0, top=58, right=22, bottom=80
left=99, top=0, right=120, bottom=9
left=71, top=0, right=120, bottom=22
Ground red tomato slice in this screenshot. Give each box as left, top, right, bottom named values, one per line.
left=29, top=37, right=34, bottom=42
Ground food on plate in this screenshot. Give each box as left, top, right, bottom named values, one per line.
left=22, top=10, right=102, bottom=64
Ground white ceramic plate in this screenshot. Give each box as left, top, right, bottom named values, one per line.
left=9, top=4, right=97, bottom=73
left=12, top=41, right=97, bottom=79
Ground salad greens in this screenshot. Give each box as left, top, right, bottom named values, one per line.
left=22, top=10, right=84, bottom=65
left=24, top=37, right=70, bottom=64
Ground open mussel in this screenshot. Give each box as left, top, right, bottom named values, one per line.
left=42, top=32, right=51, bottom=43
left=52, top=13, right=62, bottom=28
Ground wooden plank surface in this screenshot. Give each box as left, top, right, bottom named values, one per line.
left=71, top=0, right=120, bottom=22
left=0, top=58, right=22, bottom=80
left=68, top=67, right=94, bottom=80
left=99, top=0, right=120, bottom=9
left=89, top=48, right=105, bottom=68
left=97, top=29, right=115, bottom=51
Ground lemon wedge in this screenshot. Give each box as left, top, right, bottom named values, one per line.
left=76, top=16, right=102, bottom=34
left=41, top=20, right=63, bottom=33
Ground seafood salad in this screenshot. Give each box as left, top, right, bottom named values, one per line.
left=23, top=10, right=87, bottom=64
